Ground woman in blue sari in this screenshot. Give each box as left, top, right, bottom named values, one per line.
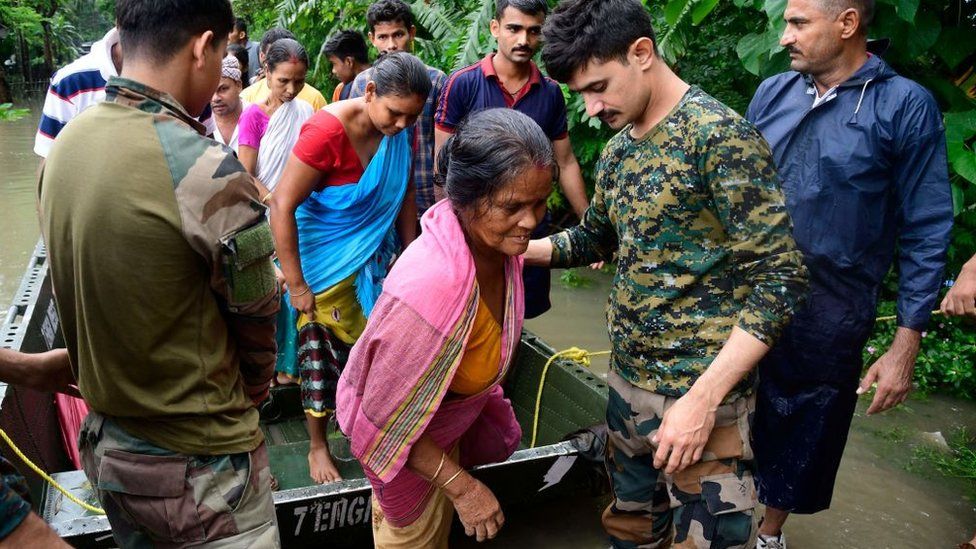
left=269, top=52, right=431, bottom=485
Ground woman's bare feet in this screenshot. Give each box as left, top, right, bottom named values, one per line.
left=309, top=444, right=343, bottom=484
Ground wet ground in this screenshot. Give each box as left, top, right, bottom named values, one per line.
left=2, top=106, right=974, bottom=548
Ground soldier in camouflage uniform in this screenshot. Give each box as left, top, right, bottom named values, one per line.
left=37, top=1, right=281, bottom=547
left=526, top=0, right=808, bottom=546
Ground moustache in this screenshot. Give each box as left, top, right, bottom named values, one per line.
left=597, top=109, right=621, bottom=122
left=513, top=47, right=533, bottom=55
left=787, top=46, right=801, bottom=55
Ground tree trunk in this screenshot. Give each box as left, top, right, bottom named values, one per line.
left=0, top=64, right=12, bottom=104
left=18, top=31, right=31, bottom=82
left=42, top=22, right=55, bottom=76
left=40, top=0, right=58, bottom=77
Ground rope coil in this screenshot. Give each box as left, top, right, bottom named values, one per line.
left=529, top=347, right=610, bottom=448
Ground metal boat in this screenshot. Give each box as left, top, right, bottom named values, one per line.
left=0, top=242, right=609, bottom=547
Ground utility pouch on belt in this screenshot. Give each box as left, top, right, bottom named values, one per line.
left=221, top=221, right=277, bottom=308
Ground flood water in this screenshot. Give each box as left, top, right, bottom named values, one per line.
left=0, top=105, right=42, bottom=326
left=2, top=104, right=975, bottom=548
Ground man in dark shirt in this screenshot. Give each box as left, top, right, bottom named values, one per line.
left=434, top=0, right=590, bottom=318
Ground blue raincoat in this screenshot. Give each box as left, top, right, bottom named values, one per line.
left=746, top=53, right=953, bottom=513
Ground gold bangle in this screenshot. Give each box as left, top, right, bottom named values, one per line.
left=261, top=191, right=273, bottom=204
left=290, top=285, right=311, bottom=298
left=426, top=452, right=447, bottom=483
left=440, top=468, right=465, bottom=490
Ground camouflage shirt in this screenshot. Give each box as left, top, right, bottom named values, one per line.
left=39, top=77, right=279, bottom=455
left=551, top=87, right=807, bottom=398
left=0, top=455, right=29, bottom=540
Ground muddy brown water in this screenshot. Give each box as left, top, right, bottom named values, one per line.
left=2, top=105, right=974, bottom=548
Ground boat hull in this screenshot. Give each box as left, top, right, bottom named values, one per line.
left=2, top=242, right=610, bottom=546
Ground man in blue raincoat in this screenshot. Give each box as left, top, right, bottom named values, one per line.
left=745, top=0, right=953, bottom=546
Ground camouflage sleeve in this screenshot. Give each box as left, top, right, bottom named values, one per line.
left=170, top=135, right=280, bottom=402
left=702, top=120, right=808, bottom=345
left=0, top=456, right=30, bottom=539
left=550, top=153, right=618, bottom=267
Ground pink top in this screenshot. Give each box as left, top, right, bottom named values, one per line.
left=237, top=103, right=270, bottom=149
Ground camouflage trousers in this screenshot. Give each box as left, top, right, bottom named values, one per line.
left=603, top=371, right=758, bottom=549
left=78, top=412, right=280, bottom=548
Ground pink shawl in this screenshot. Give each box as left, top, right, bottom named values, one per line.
left=335, top=200, right=524, bottom=526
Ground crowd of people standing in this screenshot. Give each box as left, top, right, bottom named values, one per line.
left=0, top=0, right=972, bottom=547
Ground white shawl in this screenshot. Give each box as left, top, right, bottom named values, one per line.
left=256, top=99, right=315, bottom=191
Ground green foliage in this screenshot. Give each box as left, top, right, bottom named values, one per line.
left=864, top=302, right=976, bottom=398
left=0, top=103, right=29, bottom=121
left=559, top=268, right=592, bottom=289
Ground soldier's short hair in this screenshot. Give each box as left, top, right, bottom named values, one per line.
left=542, top=0, right=658, bottom=84
left=115, top=0, right=234, bottom=63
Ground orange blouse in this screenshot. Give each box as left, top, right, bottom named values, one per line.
left=448, top=298, right=502, bottom=396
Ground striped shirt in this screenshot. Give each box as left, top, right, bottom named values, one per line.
left=35, top=28, right=214, bottom=158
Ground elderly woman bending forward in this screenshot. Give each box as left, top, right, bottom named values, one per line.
left=336, top=109, right=556, bottom=547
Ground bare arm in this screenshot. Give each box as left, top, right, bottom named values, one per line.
left=524, top=238, right=554, bottom=267
left=396, top=179, right=418, bottom=247
left=238, top=144, right=258, bottom=176
left=652, top=326, right=769, bottom=474
left=552, top=137, right=589, bottom=218
left=269, top=155, right=324, bottom=319
left=434, top=128, right=452, bottom=167
left=406, top=434, right=504, bottom=542
left=0, top=348, right=79, bottom=397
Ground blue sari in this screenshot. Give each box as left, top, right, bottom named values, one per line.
left=295, top=128, right=412, bottom=316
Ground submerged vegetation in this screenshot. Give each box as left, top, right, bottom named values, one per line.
left=912, top=428, right=976, bottom=496
left=0, top=103, right=29, bottom=121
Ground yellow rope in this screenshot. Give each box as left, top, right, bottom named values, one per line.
left=530, top=347, right=610, bottom=448
left=875, top=310, right=943, bottom=323
left=0, top=428, right=105, bottom=515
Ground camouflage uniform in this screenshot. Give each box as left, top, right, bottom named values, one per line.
left=79, top=412, right=278, bottom=548
left=39, top=77, right=281, bottom=547
left=550, top=87, right=807, bottom=547
left=0, top=455, right=31, bottom=540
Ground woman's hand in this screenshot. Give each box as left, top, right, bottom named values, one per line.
left=274, top=265, right=287, bottom=292
left=445, top=474, right=504, bottom=542
left=290, top=286, right=316, bottom=320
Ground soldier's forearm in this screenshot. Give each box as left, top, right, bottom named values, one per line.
left=524, top=238, right=553, bottom=267
left=688, top=326, right=768, bottom=407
